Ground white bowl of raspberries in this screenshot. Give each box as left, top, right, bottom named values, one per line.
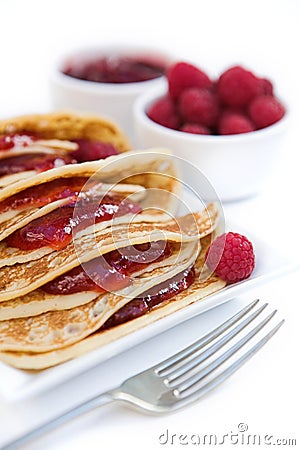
left=134, top=61, right=288, bottom=201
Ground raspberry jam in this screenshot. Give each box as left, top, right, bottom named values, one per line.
left=42, top=241, right=172, bottom=295
left=0, top=134, right=37, bottom=151
left=0, top=153, right=76, bottom=176
left=7, top=194, right=142, bottom=250
left=101, top=266, right=195, bottom=330
left=71, top=139, right=119, bottom=162
left=0, top=177, right=92, bottom=214
left=62, top=55, right=166, bottom=83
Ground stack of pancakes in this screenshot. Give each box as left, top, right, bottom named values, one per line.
left=0, top=112, right=225, bottom=370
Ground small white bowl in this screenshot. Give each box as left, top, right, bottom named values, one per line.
left=133, top=85, right=289, bottom=202
left=49, top=46, right=172, bottom=144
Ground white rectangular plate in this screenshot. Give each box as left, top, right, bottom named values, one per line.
left=0, top=194, right=298, bottom=401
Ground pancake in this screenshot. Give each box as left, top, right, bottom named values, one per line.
left=0, top=111, right=130, bottom=188
left=0, top=183, right=147, bottom=267
left=0, top=149, right=180, bottom=241
left=0, top=111, right=130, bottom=154
left=0, top=205, right=219, bottom=303
left=0, top=204, right=218, bottom=320
left=0, top=139, right=77, bottom=161
left=0, top=171, right=39, bottom=188
left=0, top=240, right=198, bottom=353
left=0, top=244, right=181, bottom=322
left=0, top=237, right=226, bottom=369
left=0, top=198, right=217, bottom=268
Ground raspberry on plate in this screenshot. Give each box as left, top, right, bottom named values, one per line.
left=180, top=123, right=211, bottom=135
left=147, top=96, right=181, bottom=129
left=248, top=95, right=285, bottom=129
left=259, top=78, right=274, bottom=96
left=217, top=65, right=261, bottom=108
left=206, top=232, right=255, bottom=283
left=167, top=62, right=212, bottom=99
left=178, top=88, right=219, bottom=127
left=218, top=111, right=255, bottom=135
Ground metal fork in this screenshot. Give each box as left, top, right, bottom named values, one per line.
left=2, top=299, right=284, bottom=450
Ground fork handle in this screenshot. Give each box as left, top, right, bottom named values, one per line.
left=2, top=390, right=116, bottom=450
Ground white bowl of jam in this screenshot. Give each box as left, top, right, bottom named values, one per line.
left=49, top=45, right=172, bottom=144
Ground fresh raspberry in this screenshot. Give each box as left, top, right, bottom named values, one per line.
left=206, top=232, right=255, bottom=283
left=180, top=123, right=211, bottom=135
left=259, top=78, right=274, bottom=96
left=248, top=95, right=285, bottom=129
left=178, top=88, right=219, bottom=127
left=147, top=96, right=181, bottom=129
left=218, top=112, right=255, bottom=135
left=167, top=62, right=212, bottom=99
left=217, top=66, right=261, bottom=108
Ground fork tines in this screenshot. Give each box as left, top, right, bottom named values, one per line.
left=154, top=299, right=284, bottom=402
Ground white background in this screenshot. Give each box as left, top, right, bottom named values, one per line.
left=0, top=1, right=300, bottom=449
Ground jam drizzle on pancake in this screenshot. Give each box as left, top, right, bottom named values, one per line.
left=0, top=153, right=76, bottom=176
left=0, top=177, right=96, bottom=213
left=101, top=266, right=195, bottom=329
left=42, top=241, right=172, bottom=295
left=7, top=194, right=142, bottom=250
left=0, top=134, right=37, bottom=151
